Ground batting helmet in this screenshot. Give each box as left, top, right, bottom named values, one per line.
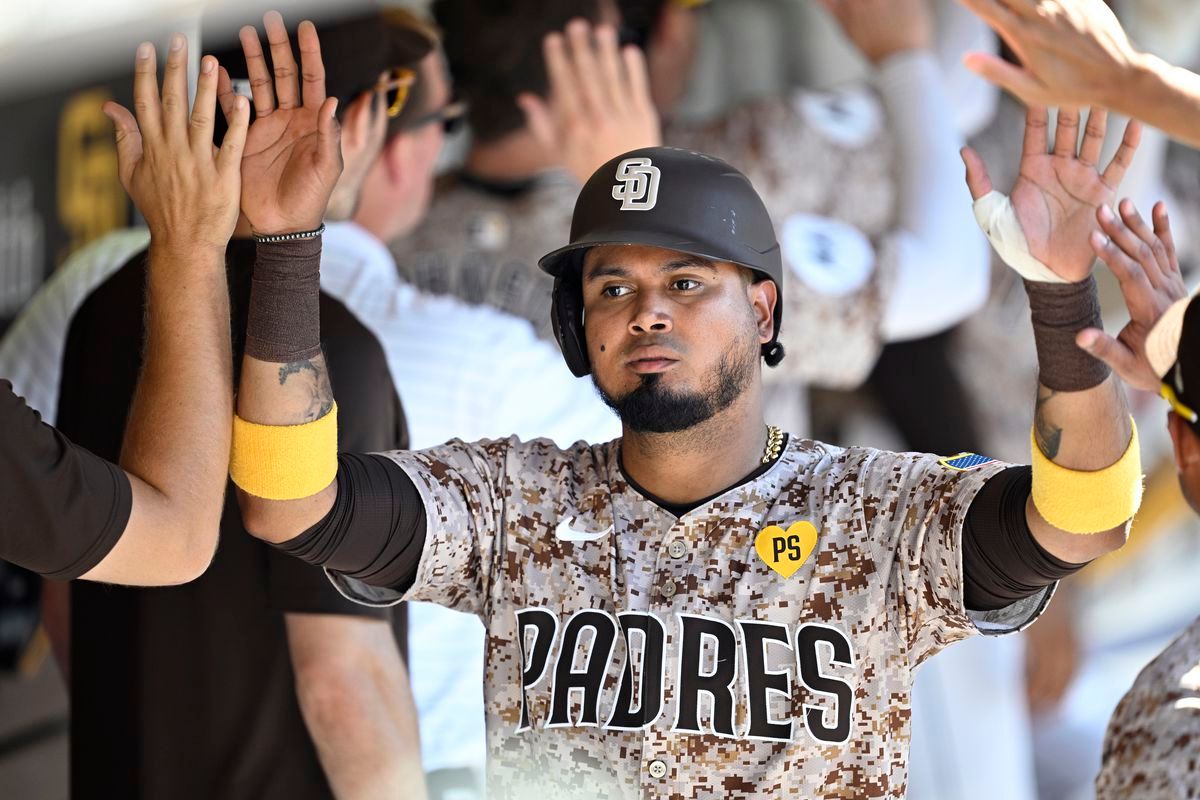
left=538, top=146, right=785, bottom=378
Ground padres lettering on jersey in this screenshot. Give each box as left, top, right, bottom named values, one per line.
left=514, top=608, right=853, bottom=744
left=331, top=436, right=1049, bottom=799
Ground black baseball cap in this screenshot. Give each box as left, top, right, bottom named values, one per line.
left=1147, top=291, right=1200, bottom=424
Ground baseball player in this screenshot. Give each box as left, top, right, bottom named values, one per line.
left=232, top=114, right=1142, bottom=796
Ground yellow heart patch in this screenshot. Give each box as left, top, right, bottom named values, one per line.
left=754, top=521, right=819, bottom=578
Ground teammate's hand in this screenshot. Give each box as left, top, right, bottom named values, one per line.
left=1078, top=200, right=1187, bottom=392
left=220, top=11, right=342, bottom=236
left=518, top=19, right=662, bottom=186
left=961, top=106, right=1141, bottom=282
left=957, top=0, right=1144, bottom=110
left=818, top=0, right=933, bottom=65
left=103, top=35, right=249, bottom=253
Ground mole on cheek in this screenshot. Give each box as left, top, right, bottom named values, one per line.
left=600, top=344, right=606, bottom=352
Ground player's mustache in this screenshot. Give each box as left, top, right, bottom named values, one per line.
left=622, top=336, right=685, bottom=359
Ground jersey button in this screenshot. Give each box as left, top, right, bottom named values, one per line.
left=667, top=540, right=687, bottom=559
left=648, top=759, right=668, bottom=779
left=660, top=580, right=678, bottom=599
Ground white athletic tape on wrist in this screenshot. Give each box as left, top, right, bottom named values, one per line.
left=972, top=190, right=1068, bottom=284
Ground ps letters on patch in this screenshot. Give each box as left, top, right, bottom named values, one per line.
left=514, top=609, right=855, bottom=745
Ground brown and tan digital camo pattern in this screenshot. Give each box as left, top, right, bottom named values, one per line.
left=389, top=171, right=580, bottom=343
left=1095, top=619, right=1200, bottom=799
left=331, top=436, right=1049, bottom=799
left=666, top=88, right=899, bottom=390
left=390, top=87, right=898, bottom=390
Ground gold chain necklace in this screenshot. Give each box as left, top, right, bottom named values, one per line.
left=761, top=424, right=784, bottom=465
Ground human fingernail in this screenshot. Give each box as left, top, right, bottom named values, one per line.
left=1078, top=330, right=1097, bottom=350
left=170, top=33, right=184, bottom=52
left=1091, top=230, right=1108, bottom=248
left=137, top=42, right=152, bottom=60
left=201, top=56, right=215, bottom=73
left=1099, top=205, right=1114, bottom=222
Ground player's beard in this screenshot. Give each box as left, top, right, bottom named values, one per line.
left=594, top=339, right=757, bottom=434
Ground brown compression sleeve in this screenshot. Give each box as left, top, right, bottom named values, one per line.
left=1024, top=276, right=1111, bottom=392
left=963, top=466, right=1089, bottom=612
left=275, top=453, right=427, bottom=593
left=245, top=237, right=323, bottom=362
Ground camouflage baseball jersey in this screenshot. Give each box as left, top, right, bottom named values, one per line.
left=1095, top=617, right=1200, bottom=800
left=390, top=171, right=580, bottom=343
left=667, top=86, right=900, bottom=390
left=332, top=435, right=1049, bottom=799
left=392, top=86, right=899, bottom=389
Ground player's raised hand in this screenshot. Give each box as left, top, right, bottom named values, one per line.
left=962, top=106, right=1141, bottom=283
left=517, top=19, right=661, bottom=185
left=1078, top=200, right=1188, bottom=392
left=222, top=11, right=342, bottom=235
left=103, top=35, right=249, bottom=252
left=957, top=0, right=1142, bottom=110
left=818, top=0, right=933, bottom=65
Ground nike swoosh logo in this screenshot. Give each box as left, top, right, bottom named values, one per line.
left=554, top=517, right=614, bottom=542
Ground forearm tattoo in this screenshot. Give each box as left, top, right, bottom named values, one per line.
left=1034, top=386, right=1063, bottom=459
left=279, top=359, right=334, bottom=422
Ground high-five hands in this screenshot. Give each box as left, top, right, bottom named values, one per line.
left=219, top=11, right=343, bottom=235
left=518, top=20, right=661, bottom=185
left=1079, top=200, right=1187, bottom=392
left=956, top=0, right=1142, bottom=110
left=962, top=106, right=1141, bottom=282
left=102, top=35, right=249, bottom=253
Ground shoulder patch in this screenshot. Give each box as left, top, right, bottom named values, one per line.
left=938, top=453, right=996, bottom=471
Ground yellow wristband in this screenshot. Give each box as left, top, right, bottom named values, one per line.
left=230, top=404, right=338, bottom=500
left=1030, top=419, right=1143, bottom=534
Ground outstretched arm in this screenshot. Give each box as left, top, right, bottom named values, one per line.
left=957, top=0, right=1200, bottom=149
left=230, top=13, right=344, bottom=542
left=83, top=36, right=249, bottom=584
left=964, top=106, right=1140, bottom=562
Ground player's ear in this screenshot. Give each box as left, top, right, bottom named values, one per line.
left=1168, top=411, right=1200, bottom=472
left=381, top=133, right=411, bottom=185
left=745, top=272, right=777, bottom=344
left=341, top=81, right=385, bottom=162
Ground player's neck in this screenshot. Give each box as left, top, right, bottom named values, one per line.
left=620, top=390, right=768, bottom=506
left=465, top=129, right=559, bottom=183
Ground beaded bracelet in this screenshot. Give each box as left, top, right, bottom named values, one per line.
left=253, top=223, right=326, bottom=244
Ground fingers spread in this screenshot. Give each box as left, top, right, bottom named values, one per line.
left=1053, top=107, right=1081, bottom=158
left=1091, top=227, right=1152, bottom=294
left=190, top=55, right=219, bottom=155
left=239, top=25, right=276, bottom=116
left=1152, top=201, right=1180, bottom=274
left=1076, top=328, right=1143, bottom=389
left=103, top=101, right=143, bottom=189
left=132, top=42, right=162, bottom=143
left=297, top=20, right=327, bottom=108
left=564, top=19, right=605, bottom=118
left=1078, top=107, right=1107, bottom=166
left=542, top=31, right=580, bottom=124
left=594, top=24, right=624, bottom=111
left=217, top=94, right=250, bottom=175
left=264, top=10, right=299, bottom=109
left=216, top=65, right=239, bottom=124
left=1117, top=198, right=1171, bottom=280
left=1021, top=104, right=1050, bottom=157
left=960, top=146, right=994, bottom=200
left=161, top=33, right=189, bottom=143
left=1102, top=120, right=1143, bottom=188
left=316, top=96, right=343, bottom=177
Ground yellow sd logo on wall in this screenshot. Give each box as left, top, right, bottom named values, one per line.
left=57, top=88, right=128, bottom=263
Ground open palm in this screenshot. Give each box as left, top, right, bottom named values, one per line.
left=219, top=13, right=342, bottom=236
left=965, top=106, right=1141, bottom=282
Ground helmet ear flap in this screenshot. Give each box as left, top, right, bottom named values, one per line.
left=551, top=271, right=591, bottom=378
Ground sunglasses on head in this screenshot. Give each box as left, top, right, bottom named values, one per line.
left=376, top=68, right=417, bottom=118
